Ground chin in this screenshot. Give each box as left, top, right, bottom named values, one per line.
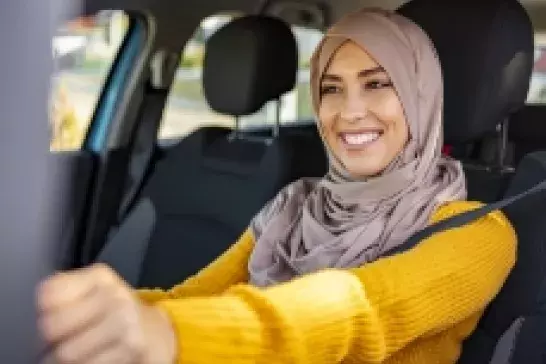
left=330, top=136, right=393, bottom=178
left=343, top=161, right=387, bottom=179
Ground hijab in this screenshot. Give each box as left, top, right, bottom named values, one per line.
left=247, top=8, right=467, bottom=288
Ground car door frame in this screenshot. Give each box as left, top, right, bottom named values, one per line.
left=70, top=10, right=157, bottom=267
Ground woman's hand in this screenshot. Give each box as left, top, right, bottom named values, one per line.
left=37, top=264, right=177, bottom=364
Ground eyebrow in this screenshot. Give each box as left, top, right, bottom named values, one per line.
left=322, top=66, right=387, bottom=82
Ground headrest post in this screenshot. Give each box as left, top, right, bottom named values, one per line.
left=230, top=116, right=240, bottom=140
left=497, top=118, right=511, bottom=172
left=272, top=98, right=281, bottom=138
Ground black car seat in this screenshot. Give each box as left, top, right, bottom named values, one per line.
left=509, top=105, right=546, bottom=164
left=398, top=0, right=534, bottom=203
left=98, top=15, right=327, bottom=289
left=398, top=0, right=546, bottom=363
left=458, top=150, right=546, bottom=364
left=385, top=149, right=546, bottom=364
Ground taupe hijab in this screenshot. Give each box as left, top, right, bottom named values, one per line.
left=248, top=9, right=467, bottom=288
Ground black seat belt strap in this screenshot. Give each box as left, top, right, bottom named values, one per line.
left=385, top=177, right=546, bottom=257
left=117, top=88, right=167, bottom=220
left=118, top=50, right=179, bottom=220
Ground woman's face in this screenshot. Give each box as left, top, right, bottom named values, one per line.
left=318, top=41, right=409, bottom=178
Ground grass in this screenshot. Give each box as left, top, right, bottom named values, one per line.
left=170, top=76, right=204, bottom=102
left=180, top=53, right=204, bottom=68
left=80, top=56, right=109, bottom=70
left=296, top=82, right=313, bottom=119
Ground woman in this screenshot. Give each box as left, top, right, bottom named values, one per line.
left=37, top=9, right=516, bottom=364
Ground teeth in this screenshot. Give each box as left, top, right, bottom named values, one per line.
left=343, top=132, right=380, bottom=145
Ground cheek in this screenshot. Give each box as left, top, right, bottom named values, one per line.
left=318, top=102, right=338, bottom=135
left=376, top=94, right=409, bottom=143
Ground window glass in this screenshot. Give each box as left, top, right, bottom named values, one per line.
left=527, top=34, right=546, bottom=104
left=158, top=14, right=323, bottom=140
left=50, top=11, right=130, bottom=151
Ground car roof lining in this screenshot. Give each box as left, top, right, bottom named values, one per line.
left=68, top=0, right=546, bottom=53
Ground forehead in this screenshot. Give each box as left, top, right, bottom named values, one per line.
left=325, top=40, right=380, bottom=74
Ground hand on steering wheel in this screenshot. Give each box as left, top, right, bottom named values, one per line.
left=37, top=264, right=176, bottom=364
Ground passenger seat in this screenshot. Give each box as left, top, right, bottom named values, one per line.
left=98, top=15, right=327, bottom=289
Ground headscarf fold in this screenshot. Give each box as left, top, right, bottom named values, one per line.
left=248, top=9, right=467, bottom=288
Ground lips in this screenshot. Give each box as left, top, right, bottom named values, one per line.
left=339, top=130, right=383, bottom=146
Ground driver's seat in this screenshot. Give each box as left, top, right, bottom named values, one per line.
left=399, top=0, right=546, bottom=363
left=399, top=0, right=533, bottom=203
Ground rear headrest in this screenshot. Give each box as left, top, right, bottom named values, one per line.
left=203, top=15, right=298, bottom=116
left=398, top=0, right=534, bottom=144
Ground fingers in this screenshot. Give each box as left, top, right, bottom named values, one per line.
left=83, top=347, right=132, bottom=364
left=43, top=342, right=133, bottom=364
left=38, top=264, right=123, bottom=312
left=48, top=307, right=142, bottom=364
left=37, top=265, right=122, bottom=344
left=37, top=264, right=148, bottom=364
left=37, top=270, right=95, bottom=312
left=38, top=285, right=108, bottom=345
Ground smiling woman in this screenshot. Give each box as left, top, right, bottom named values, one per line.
left=318, top=41, right=409, bottom=177
left=36, top=9, right=518, bottom=364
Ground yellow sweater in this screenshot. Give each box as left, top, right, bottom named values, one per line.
left=138, top=201, right=517, bottom=364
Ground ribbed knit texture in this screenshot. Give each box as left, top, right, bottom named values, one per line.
left=138, top=201, right=516, bottom=364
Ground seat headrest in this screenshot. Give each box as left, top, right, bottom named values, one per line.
left=203, top=15, right=298, bottom=116
left=398, top=0, right=534, bottom=144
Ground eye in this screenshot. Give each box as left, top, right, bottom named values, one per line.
left=320, top=84, right=342, bottom=96
left=364, top=79, right=393, bottom=90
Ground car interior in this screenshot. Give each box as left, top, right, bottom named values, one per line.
left=40, top=0, right=546, bottom=362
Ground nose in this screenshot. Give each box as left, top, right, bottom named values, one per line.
left=339, top=90, right=368, bottom=122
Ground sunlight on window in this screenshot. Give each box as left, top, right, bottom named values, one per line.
left=50, top=11, right=129, bottom=151
left=527, top=33, right=546, bottom=104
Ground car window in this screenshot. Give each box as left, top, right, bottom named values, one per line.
left=527, top=34, right=546, bottom=104
left=158, top=14, right=323, bottom=141
left=50, top=11, right=130, bottom=151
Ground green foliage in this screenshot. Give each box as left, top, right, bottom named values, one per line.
left=180, top=51, right=204, bottom=68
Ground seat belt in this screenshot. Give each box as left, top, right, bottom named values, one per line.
left=117, top=50, right=178, bottom=221
left=117, top=87, right=167, bottom=220
left=385, top=176, right=546, bottom=257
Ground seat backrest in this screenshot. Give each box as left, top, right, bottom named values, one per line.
left=125, top=15, right=327, bottom=288
left=457, top=151, right=546, bottom=364
left=383, top=150, right=546, bottom=364
left=509, top=105, right=546, bottom=164
left=399, top=0, right=545, bottom=362
left=398, top=0, right=534, bottom=202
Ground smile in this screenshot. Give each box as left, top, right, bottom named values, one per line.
left=339, top=131, right=383, bottom=147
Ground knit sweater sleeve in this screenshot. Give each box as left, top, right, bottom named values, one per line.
left=155, top=201, right=517, bottom=364
left=137, top=229, right=255, bottom=303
